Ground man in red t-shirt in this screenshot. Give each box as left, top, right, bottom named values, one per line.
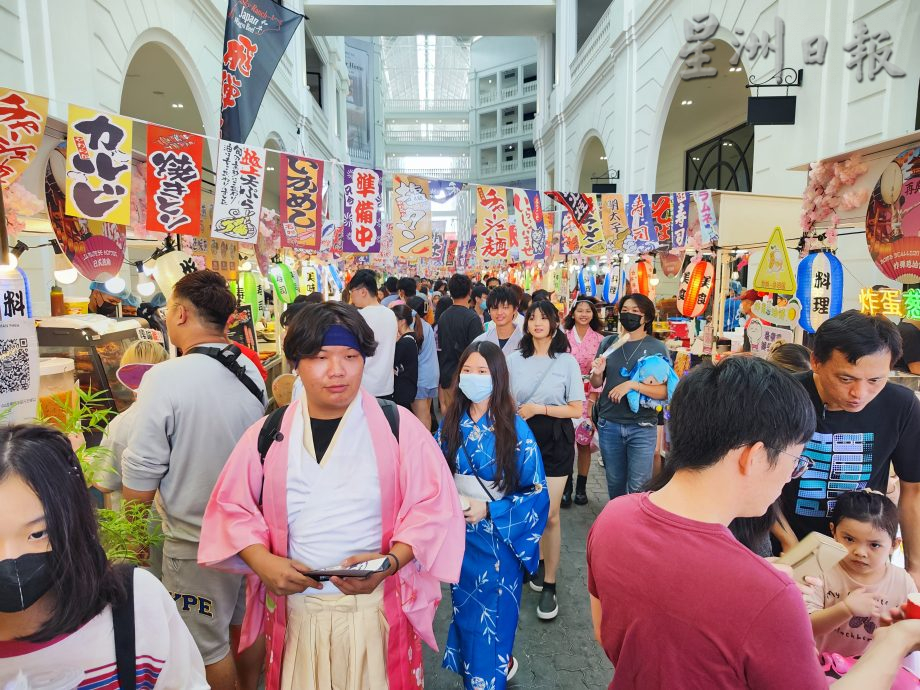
left=587, top=356, right=920, bottom=689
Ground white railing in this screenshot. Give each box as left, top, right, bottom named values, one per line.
left=385, top=130, right=470, bottom=144
left=501, top=160, right=517, bottom=173
left=570, top=0, right=622, bottom=81
left=384, top=98, right=469, bottom=112
left=387, top=166, right=471, bottom=180
left=348, top=146, right=372, bottom=162
left=479, top=126, right=497, bottom=141
left=523, top=120, right=534, bottom=134
left=501, top=123, right=518, bottom=137
left=480, top=162, right=498, bottom=176
left=479, top=91, right=498, bottom=106
left=522, top=81, right=538, bottom=96
left=522, top=158, right=536, bottom=171
left=501, top=86, right=519, bottom=99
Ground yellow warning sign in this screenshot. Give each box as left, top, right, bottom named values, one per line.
left=752, top=226, right=797, bottom=294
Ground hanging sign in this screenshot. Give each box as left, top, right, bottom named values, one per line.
left=513, top=189, right=538, bottom=261
left=0, top=267, right=38, bottom=425
left=747, top=322, right=794, bottom=359
left=577, top=267, right=597, bottom=297
left=693, top=190, right=719, bottom=244
left=211, top=140, right=266, bottom=244
left=526, top=189, right=547, bottom=260
left=280, top=154, right=323, bottom=252
left=342, top=164, right=382, bottom=254
left=546, top=191, right=593, bottom=226
left=651, top=194, right=673, bottom=251
left=677, top=260, right=715, bottom=317
left=559, top=209, right=580, bottom=255
left=431, top=219, right=447, bottom=263
left=626, top=194, right=658, bottom=253
left=227, top=304, right=258, bottom=352
left=145, top=125, right=203, bottom=235
left=752, top=226, right=797, bottom=294
left=859, top=287, right=905, bottom=318
left=475, top=186, right=511, bottom=262
left=599, top=193, right=629, bottom=253
left=865, top=146, right=920, bottom=283
left=796, top=251, right=844, bottom=333
left=576, top=201, right=606, bottom=256
left=300, top=264, right=319, bottom=295
left=0, top=89, right=48, bottom=188
left=659, top=250, right=685, bottom=278
left=392, top=174, right=432, bottom=258
left=65, top=105, right=133, bottom=225
left=670, top=192, right=691, bottom=248
left=152, top=250, right=197, bottom=299
left=751, top=297, right=802, bottom=327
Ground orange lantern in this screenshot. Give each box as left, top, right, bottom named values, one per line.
left=677, top=260, right=714, bottom=317
left=635, top=260, right=650, bottom=295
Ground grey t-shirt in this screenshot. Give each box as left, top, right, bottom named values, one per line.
left=594, top=334, right=670, bottom=425
left=507, top=351, right=585, bottom=407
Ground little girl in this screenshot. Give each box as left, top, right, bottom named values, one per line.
left=805, top=489, right=918, bottom=680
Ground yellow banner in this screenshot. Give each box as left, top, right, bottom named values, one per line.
left=600, top=193, right=630, bottom=252
left=65, top=104, right=132, bottom=225
left=0, top=88, right=48, bottom=188
left=392, top=175, right=433, bottom=258
left=577, top=197, right=606, bottom=256
left=475, top=185, right=511, bottom=262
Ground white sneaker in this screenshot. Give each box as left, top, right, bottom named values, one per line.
left=506, top=656, right=518, bottom=681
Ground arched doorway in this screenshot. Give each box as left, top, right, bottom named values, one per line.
left=654, top=40, right=751, bottom=193
left=577, top=134, right=609, bottom=193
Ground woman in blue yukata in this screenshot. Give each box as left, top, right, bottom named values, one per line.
left=437, top=341, right=550, bottom=689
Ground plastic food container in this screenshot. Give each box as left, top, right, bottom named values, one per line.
left=63, top=297, right=89, bottom=314
left=39, top=357, right=77, bottom=425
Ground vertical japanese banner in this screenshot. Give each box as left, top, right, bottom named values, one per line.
left=525, top=189, right=547, bottom=261
left=626, top=193, right=658, bottom=253
left=65, top=105, right=132, bottom=225
left=475, top=186, right=511, bottom=262
left=444, top=239, right=458, bottom=271
left=651, top=194, right=673, bottom=251
left=694, top=189, right=719, bottom=244
left=279, top=154, right=323, bottom=251
left=559, top=209, right=580, bottom=255
left=0, top=267, right=39, bottom=425
left=599, top=193, right=630, bottom=252
left=220, top=0, right=303, bottom=143
left=545, top=191, right=593, bottom=226
left=513, top=189, right=535, bottom=261
left=392, top=175, right=432, bottom=258
left=431, top=219, right=447, bottom=263
left=0, top=89, right=48, bottom=188
left=145, top=125, right=203, bottom=235
left=210, top=140, right=266, bottom=244
left=577, top=200, right=606, bottom=256
left=670, top=191, right=691, bottom=248
left=342, top=165, right=382, bottom=253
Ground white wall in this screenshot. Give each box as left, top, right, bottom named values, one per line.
left=471, top=36, right=538, bottom=73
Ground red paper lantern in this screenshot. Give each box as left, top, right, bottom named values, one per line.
left=635, top=260, right=650, bottom=295
left=677, top=260, right=714, bottom=317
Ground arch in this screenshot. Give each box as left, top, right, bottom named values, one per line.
left=575, top=130, right=609, bottom=193
left=263, top=132, right=287, bottom=152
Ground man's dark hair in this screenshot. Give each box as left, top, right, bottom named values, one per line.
left=348, top=269, right=378, bottom=295
left=813, top=310, right=903, bottom=366
left=486, top=285, right=520, bottom=310
left=531, top=289, right=551, bottom=303
left=448, top=273, right=473, bottom=299
left=172, top=269, right=237, bottom=330
left=397, top=277, right=417, bottom=297
left=0, top=425, right=130, bottom=642
left=283, top=301, right=377, bottom=364
left=433, top=279, right=448, bottom=293
left=384, top=276, right=399, bottom=294
left=471, top=285, right=489, bottom=303
left=485, top=276, right=501, bottom=289
left=660, top=356, right=816, bottom=477
left=619, top=292, right=656, bottom=335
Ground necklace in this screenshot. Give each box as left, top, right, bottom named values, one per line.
left=621, top=337, right=646, bottom=370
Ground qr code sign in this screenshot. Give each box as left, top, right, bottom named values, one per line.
left=0, top=338, right=31, bottom=394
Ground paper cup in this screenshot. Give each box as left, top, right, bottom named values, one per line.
left=905, top=593, right=920, bottom=619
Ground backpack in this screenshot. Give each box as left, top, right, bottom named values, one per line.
left=255, top=397, right=400, bottom=505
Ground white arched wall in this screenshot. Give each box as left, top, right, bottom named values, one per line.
left=575, top=131, right=609, bottom=193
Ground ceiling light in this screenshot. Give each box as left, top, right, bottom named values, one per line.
left=137, top=273, right=156, bottom=297
left=600, top=156, right=607, bottom=160
left=105, top=276, right=126, bottom=294
left=681, top=99, right=693, bottom=106
left=266, top=166, right=275, bottom=171
left=692, top=156, right=700, bottom=161
left=171, top=103, right=184, bottom=109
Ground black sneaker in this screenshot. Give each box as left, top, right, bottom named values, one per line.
left=528, top=561, right=544, bottom=593
left=561, top=491, right=572, bottom=508
left=537, top=588, right=558, bottom=620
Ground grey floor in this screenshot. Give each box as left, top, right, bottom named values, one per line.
left=422, top=455, right=613, bottom=689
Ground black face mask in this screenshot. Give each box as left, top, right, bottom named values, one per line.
left=619, top=312, right=644, bottom=333
left=0, top=552, right=54, bottom=613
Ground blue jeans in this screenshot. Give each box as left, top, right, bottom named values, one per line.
left=597, top=418, right=658, bottom=500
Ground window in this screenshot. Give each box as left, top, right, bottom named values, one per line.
left=684, top=124, right=754, bottom=192
left=305, top=31, right=324, bottom=110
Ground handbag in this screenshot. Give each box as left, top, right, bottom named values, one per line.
left=454, top=442, right=505, bottom=502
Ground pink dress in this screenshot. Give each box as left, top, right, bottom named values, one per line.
left=567, top=326, right=604, bottom=422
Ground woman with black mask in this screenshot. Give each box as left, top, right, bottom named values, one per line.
left=588, top=293, right=671, bottom=500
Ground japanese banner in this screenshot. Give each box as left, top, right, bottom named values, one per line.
left=211, top=140, right=266, bottom=244
left=392, top=175, right=432, bottom=258
left=475, top=186, right=511, bottom=262
left=65, top=105, right=133, bottom=225
left=431, top=219, right=447, bottom=263
left=576, top=201, right=606, bottom=256
left=220, top=0, right=303, bottom=143
left=444, top=239, right=458, bottom=270
left=513, top=189, right=547, bottom=262
left=546, top=191, right=593, bottom=226
left=694, top=189, right=719, bottom=244
left=599, top=193, right=630, bottom=252
left=279, top=154, right=323, bottom=251
left=0, top=89, right=48, bottom=188
left=342, top=165, right=382, bottom=253
left=145, top=125, right=203, bottom=235
left=651, top=194, right=672, bottom=251
left=0, top=267, right=39, bottom=425
left=670, top=191, right=691, bottom=248
left=626, top=194, right=658, bottom=253
left=559, top=209, right=580, bottom=255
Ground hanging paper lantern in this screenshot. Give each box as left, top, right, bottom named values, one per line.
left=635, top=260, right=651, bottom=295
left=659, top=250, right=685, bottom=278
left=677, top=259, right=715, bottom=317
left=236, top=270, right=262, bottom=315
left=796, top=251, right=843, bottom=333
left=301, top=264, right=320, bottom=295
left=602, top=268, right=624, bottom=304
left=152, top=250, right=196, bottom=299
left=577, top=267, right=597, bottom=297
left=267, top=263, right=298, bottom=304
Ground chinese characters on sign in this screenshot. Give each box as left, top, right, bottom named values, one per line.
left=865, top=146, right=920, bottom=283
left=513, top=189, right=547, bottom=262
left=145, top=125, right=203, bottom=235
left=475, top=186, right=511, bottom=262
left=576, top=202, right=606, bottom=256
left=211, top=140, right=266, bottom=244
left=342, top=165, right=383, bottom=254
left=545, top=191, right=593, bottom=227
left=279, top=154, right=323, bottom=252
left=670, top=191, right=690, bottom=248
left=693, top=190, right=719, bottom=245
left=747, top=322, right=794, bottom=359
left=599, top=193, right=630, bottom=253
left=651, top=194, right=673, bottom=251
left=0, top=267, right=39, bottom=425
left=65, top=105, right=133, bottom=225
left=859, top=287, right=905, bottom=318
left=0, top=89, right=48, bottom=188
left=626, top=194, right=658, bottom=253
left=904, top=289, right=920, bottom=321
left=795, top=251, right=843, bottom=333
left=391, top=175, right=432, bottom=258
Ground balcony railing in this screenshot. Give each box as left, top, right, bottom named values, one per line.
left=348, top=146, right=372, bottom=162
left=522, top=157, right=536, bottom=171
left=523, top=120, right=534, bottom=134
left=481, top=162, right=498, bottom=176
left=500, top=160, right=517, bottom=173
left=501, top=85, right=519, bottom=100
left=385, top=129, right=470, bottom=144
left=570, top=0, right=623, bottom=84
left=387, top=166, right=471, bottom=180
left=522, top=81, right=537, bottom=96
left=500, top=123, right=518, bottom=137
left=479, top=91, right=498, bottom=106
left=479, top=126, right=497, bottom=141
left=384, top=98, right=469, bottom=112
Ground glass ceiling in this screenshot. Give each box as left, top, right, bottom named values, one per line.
left=381, top=36, right=471, bottom=103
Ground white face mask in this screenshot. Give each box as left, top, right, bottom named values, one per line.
left=458, top=373, right=493, bottom=403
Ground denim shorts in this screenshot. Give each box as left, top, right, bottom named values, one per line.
left=415, top=385, right=438, bottom=400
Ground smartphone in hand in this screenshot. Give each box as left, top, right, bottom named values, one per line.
left=306, top=557, right=390, bottom=582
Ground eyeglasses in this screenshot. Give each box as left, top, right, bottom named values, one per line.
left=771, top=448, right=814, bottom=479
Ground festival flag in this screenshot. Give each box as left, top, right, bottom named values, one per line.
left=220, top=0, right=303, bottom=143
left=392, top=175, right=432, bottom=258
left=693, top=189, right=719, bottom=244
left=342, top=165, right=382, bottom=253
left=475, top=186, right=511, bottom=262
left=599, top=193, right=630, bottom=252
left=145, top=125, right=203, bottom=235
left=431, top=219, right=447, bottom=263
left=0, top=89, right=48, bottom=188
left=65, top=105, right=132, bottom=225
left=210, top=140, right=266, bottom=244
left=429, top=179, right=465, bottom=202
left=512, top=188, right=547, bottom=262
left=670, top=191, right=691, bottom=248
left=626, top=193, right=658, bottom=253
left=444, top=239, right=458, bottom=270
left=576, top=200, right=606, bottom=256
left=279, top=153, right=323, bottom=251
left=651, top=194, right=672, bottom=251
left=546, top=191, right=593, bottom=226
left=559, top=209, right=580, bottom=255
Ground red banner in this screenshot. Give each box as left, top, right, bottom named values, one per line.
left=280, top=153, right=323, bottom=251
left=145, top=125, right=203, bottom=235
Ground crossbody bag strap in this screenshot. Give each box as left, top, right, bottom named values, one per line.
left=186, top=344, right=265, bottom=404
left=459, top=441, right=497, bottom=502
left=112, top=565, right=137, bottom=689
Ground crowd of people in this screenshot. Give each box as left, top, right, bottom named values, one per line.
left=3, top=266, right=920, bottom=690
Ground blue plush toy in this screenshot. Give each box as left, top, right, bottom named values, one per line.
left=620, top=354, right=680, bottom=413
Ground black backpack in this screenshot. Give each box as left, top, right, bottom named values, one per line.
left=255, top=398, right=400, bottom=505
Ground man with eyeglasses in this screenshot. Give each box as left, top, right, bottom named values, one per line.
left=779, top=310, right=920, bottom=585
